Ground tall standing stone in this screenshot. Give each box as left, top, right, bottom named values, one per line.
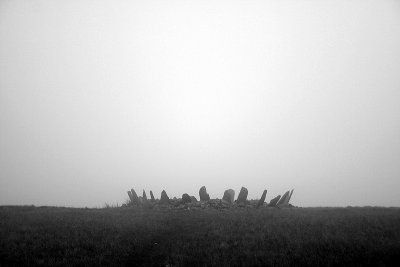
left=142, top=190, right=148, bottom=201
left=236, top=187, right=248, bottom=204
left=256, top=190, right=268, bottom=208
left=281, top=189, right=294, bottom=205
left=150, top=190, right=155, bottom=202
left=276, top=191, right=290, bottom=206
left=199, top=186, right=210, bottom=201
left=268, top=195, right=281, bottom=207
left=287, top=189, right=294, bottom=203
left=130, top=189, right=140, bottom=204
left=277, top=191, right=290, bottom=205
left=160, top=190, right=170, bottom=205
left=222, top=189, right=235, bottom=204
left=127, top=191, right=134, bottom=202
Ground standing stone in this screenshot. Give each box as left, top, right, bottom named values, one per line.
left=222, top=189, right=235, bottom=204
left=277, top=191, right=290, bottom=205
left=236, top=187, right=248, bottom=204
left=160, top=190, right=170, bottom=205
left=127, top=191, right=134, bottom=202
left=282, top=193, right=289, bottom=205
left=199, top=186, right=210, bottom=201
left=190, top=196, right=198, bottom=202
left=256, top=189, right=268, bottom=208
left=150, top=190, right=155, bottom=202
left=276, top=191, right=290, bottom=206
left=268, top=195, right=281, bottom=207
left=142, top=190, right=148, bottom=201
left=281, top=189, right=294, bottom=205
left=287, top=189, right=294, bottom=203
left=182, top=193, right=192, bottom=204
left=130, top=189, right=140, bottom=204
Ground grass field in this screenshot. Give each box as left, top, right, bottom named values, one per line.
left=1, top=206, right=399, bottom=266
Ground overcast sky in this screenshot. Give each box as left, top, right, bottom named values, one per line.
left=1, top=0, right=399, bottom=207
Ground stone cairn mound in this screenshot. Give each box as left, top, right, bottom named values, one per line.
left=124, top=187, right=296, bottom=210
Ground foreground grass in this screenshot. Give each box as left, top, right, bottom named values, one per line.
left=0, top=206, right=399, bottom=266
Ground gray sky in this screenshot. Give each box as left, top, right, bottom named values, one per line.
left=1, top=0, right=399, bottom=207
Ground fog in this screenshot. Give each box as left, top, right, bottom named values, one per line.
left=1, top=0, right=399, bottom=207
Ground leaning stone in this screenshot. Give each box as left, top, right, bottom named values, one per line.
left=280, top=189, right=294, bottom=206
left=160, top=190, right=170, bottom=205
left=130, top=189, right=140, bottom=204
left=256, top=189, right=268, bottom=208
left=268, top=195, right=281, bottom=207
left=236, top=187, right=248, bottom=204
left=287, top=189, right=294, bottom=203
left=190, top=196, right=198, bottom=202
left=222, top=189, right=235, bottom=204
left=127, top=191, right=134, bottom=202
left=277, top=191, right=290, bottom=205
left=182, top=193, right=192, bottom=204
left=281, top=191, right=291, bottom=205
left=199, top=186, right=210, bottom=201
left=142, top=190, right=148, bottom=201
left=150, top=190, right=155, bottom=202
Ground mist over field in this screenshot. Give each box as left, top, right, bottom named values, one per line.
left=1, top=0, right=400, bottom=207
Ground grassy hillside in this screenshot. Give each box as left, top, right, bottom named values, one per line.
left=1, top=206, right=399, bottom=266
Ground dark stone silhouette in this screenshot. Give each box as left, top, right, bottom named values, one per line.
left=222, top=189, right=235, bottom=204
left=150, top=190, right=155, bottom=202
left=277, top=191, right=290, bottom=206
left=236, top=187, right=248, bottom=203
left=127, top=191, right=134, bottom=202
left=280, top=189, right=294, bottom=205
left=199, top=186, right=210, bottom=201
left=256, top=190, right=268, bottom=208
left=268, top=195, right=281, bottom=207
left=182, top=193, right=192, bottom=204
left=126, top=187, right=294, bottom=209
left=160, top=190, right=170, bottom=205
left=130, top=189, right=140, bottom=204
left=287, top=189, right=294, bottom=203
